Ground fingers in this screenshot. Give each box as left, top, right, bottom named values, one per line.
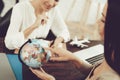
left=36, top=14, right=48, bottom=26
left=29, top=67, right=46, bottom=78
left=29, top=67, right=33, bottom=71
left=40, top=15, right=48, bottom=25
left=40, top=67, right=46, bottom=73
left=29, top=67, right=40, bottom=75
left=43, top=47, right=56, bottom=54
left=43, top=47, right=66, bottom=59
left=50, top=57, right=66, bottom=61
left=50, top=42, right=58, bottom=48
left=49, top=40, right=54, bottom=47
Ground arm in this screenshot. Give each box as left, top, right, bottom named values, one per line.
left=24, top=14, right=48, bottom=38
left=51, top=7, right=70, bottom=43
left=5, top=4, right=48, bottom=50
left=51, top=36, right=64, bottom=47
left=4, top=4, right=25, bottom=50
left=30, top=47, right=92, bottom=80
left=50, top=47, right=93, bottom=74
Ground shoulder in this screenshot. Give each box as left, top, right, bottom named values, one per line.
left=96, top=72, right=120, bottom=80
left=13, top=1, right=30, bottom=10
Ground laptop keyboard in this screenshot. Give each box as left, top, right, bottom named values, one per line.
left=85, top=54, right=104, bottom=65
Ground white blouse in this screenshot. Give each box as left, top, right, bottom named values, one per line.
left=5, top=1, right=70, bottom=50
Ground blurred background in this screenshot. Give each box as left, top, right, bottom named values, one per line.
left=0, top=0, right=107, bottom=40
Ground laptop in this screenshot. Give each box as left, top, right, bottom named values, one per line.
left=73, top=44, right=104, bottom=65
left=0, top=53, right=16, bottom=80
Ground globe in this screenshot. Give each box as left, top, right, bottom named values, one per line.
left=19, top=39, right=51, bottom=68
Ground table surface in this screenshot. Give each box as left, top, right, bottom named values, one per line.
left=22, top=40, right=104, bottom=80
left=0, top=38, right=104, bottom=80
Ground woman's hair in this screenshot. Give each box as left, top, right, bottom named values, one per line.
left=0, top=0, right=4, bottom=14
left=104, top=0, right=120, bottom=74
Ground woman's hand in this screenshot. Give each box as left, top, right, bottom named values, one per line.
left=34, top=14, right=48, bottom=28
left=49, top=47, right=92, bottom=73
left=49, top=47, right=76, bottom=61
left=30, top=67, right=55, bottom=80
left=51, top=37, right=64, bottom=48
left=24, top=14, right=48, bottom=38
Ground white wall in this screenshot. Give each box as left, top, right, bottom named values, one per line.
left=57, top=0, right=107, bottom=25
left=2, top=0, right=107, bottom=25
left=57, top=0, right=86, bottom=22
left=1, top=0, right=26, bottom=17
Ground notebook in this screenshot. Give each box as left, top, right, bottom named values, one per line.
left=73, top=44, right=104, bottom=65
left=0, top=53, right=16, bottom=80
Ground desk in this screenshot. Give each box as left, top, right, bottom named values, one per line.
left=0, top=38, right=103, bottom=80
left=22, top=40, right=104, bottom=80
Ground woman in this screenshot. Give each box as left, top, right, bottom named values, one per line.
left=30, top=0, right=120, bottom=80
left=4, top=0, right=70, bottom=52
left=0, top=0, right=4, bottom=15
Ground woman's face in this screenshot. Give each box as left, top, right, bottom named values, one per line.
left=40, top=0, right=59, bottom=11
